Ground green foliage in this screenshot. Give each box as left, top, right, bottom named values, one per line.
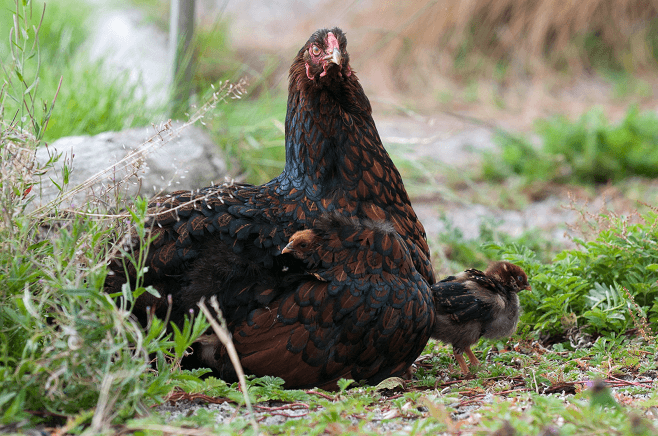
left=490, top=212, right=658, bottom=335
left=0, top=2, right=206, bottom=428
left=434, top=215, right=561, bottom=274
left=0, top=198, right=209, bottom=427
left=0, top=0, right=157, bottom=141
left=482, top=106, right=658, bottom=185
left=41, top=58, right=154, bottom=140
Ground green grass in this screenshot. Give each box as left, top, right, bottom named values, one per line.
left=432, top=215, right=563, bottom=276
left=114, top=334, right=658, bottom=435
left=0, top=0, right=158, bottom=141
left=207, top=91, right=286, bottom=183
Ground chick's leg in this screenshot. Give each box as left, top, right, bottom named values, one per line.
left=464, top=347, right=480, bottom=367
left=453, top=352, right=470, bottom=374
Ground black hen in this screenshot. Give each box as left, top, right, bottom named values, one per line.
left=431, top=262, right=530, bottom=375
left=279, top=213, right=434, bottom=387
left=105, top=28, right=433, bottom=389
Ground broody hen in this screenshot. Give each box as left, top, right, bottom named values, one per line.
left=431, top=262, right=531, bottom=375
left=280, top=213, right=434, bottom=385
left=105, top=28, right=433, bottom=389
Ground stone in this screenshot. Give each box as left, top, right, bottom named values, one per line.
left=34, top=122, right=227, bottom=209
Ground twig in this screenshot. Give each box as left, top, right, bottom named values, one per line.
left=163, top=387, right=235, bottom=405
left=198, top=297, right=259, bottom=433
left=305, top=390, right=335, bottom=401
left=127, top=424, right=217, bottom=436
left=606, top=375, right=654, bottom=389
left=456, top=388, right=529, bottom=408
left=254, top=403, right=309, bottom=412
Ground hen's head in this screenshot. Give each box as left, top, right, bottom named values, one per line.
left=291, top=27, right=352, bottom=87
left=485, top=261, right=531, bottom=293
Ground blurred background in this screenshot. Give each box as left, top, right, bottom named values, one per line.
left=2, top=0, right=658, bottom=273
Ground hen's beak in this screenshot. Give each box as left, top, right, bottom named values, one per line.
left=324, top=48, right=342, bottom=66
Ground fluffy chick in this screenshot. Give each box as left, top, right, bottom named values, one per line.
left=431, top=261, right=530, bottom=375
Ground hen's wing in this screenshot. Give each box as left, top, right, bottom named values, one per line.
left=212, top=216, right=434, bottom=390
left=235, top=248, right=433, bottom=389
left=106, top=182, right=301, bottom=324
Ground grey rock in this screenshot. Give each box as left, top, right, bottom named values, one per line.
left=34, top=122, right=227, bottom=209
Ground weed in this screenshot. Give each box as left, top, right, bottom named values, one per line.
left=490, top=210, right=658, bottom=336
left=207, top=91, right=286, bottom=183
left=483, top=106, right=658, bottom=185
left=433, top=214, right=560, bottom=275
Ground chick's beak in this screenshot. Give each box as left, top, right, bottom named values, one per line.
left=523, top=284, right=532, bottom=291
left=281, top=241, right=294, bottom=255
left=324, top=48, right=342, bottom=66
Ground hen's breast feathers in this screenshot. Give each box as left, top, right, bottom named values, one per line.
left=281, top=85, right=433, bottom=280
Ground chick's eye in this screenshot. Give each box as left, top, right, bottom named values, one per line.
left=517, top=276, right=524, bottom=283
left=310, top=45, right=321, bottom=56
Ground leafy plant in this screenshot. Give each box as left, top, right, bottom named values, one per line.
left=490, top=211, right=658, bottom=335
left=483, top=106, right=658, bottom=185
left=0, top=2, right=207, bottom=429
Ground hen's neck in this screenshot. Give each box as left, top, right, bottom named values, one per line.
left=275, top=81, right=411, bottom=210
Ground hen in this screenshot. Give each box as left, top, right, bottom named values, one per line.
left=431, top=262, right=531, bottom=375
left=105, top=27, right=433, bottom=389
left=280, top=213, right=434, bottom=385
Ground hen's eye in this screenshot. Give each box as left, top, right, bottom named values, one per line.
left=517, top=276, right=524, bottom=283
left=299, top=242, right=308, bottom=249
left=311, top=45, right=321, bottom=56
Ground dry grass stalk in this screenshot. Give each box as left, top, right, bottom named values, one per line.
left=29, top=78, right=247, bottom=220
left=623, top=287, right=655, bottom=344
left=349, top=0, right=658, bottom=92
left=563, top=189, right=647, bottom=244
left=0, top=123, right=38, bottom=230
left=197, top=296, right=260, bottom=433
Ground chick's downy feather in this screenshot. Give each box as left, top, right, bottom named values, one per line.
left=431, top=261, right=530, bottom=374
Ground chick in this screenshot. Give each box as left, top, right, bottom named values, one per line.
left=431, top=261, right=531, bottom=375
